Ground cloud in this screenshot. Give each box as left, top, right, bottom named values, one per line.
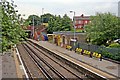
left=12, top=0, right=119, bottom=18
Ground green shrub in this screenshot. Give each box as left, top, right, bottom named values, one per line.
left=100, top=48, right=120, bottom=61
left=108, top=43, right=120, bottom=48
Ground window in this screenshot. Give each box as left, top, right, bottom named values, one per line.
left=85, top=21, right=88, bottom=24
left=79, top=21, right=82, bottom=24
left=78, top=25, right=83, bottom=28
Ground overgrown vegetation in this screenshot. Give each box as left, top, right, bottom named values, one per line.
left=85, top=13, right=120, bottom=61
left=85, top=13, right=120, bottom=46
left=1, top=0, right=27, bottom=51
left=108, top=43, right=120, bottom=48
left=25, top=13, right=73, bottom=34
left=100, top=48, right=120, bottom=61
left=47, top=14, right=73, bottom=33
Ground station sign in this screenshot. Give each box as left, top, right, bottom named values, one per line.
left=70, top=39, right=76, bottom=42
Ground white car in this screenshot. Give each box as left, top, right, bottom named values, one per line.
left=114, top=39, right=120, bottom=43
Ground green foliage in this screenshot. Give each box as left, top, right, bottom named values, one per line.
left=62, top=14, right=73, bottom=31
left=0, top=3, right=2, bottom=52
left=85, top=13, right=120, bottom=46
left=76, top=29, right=84, bottom=33
left=47, top=14, right=72, bottom=33
left=108, top=43, right=120, bottom=48
left=99, top=47, right=120, bottom=61
left=26, top=13, right=54, bottom=26
left=40, top=13, right=54, bottom=23
left=1, top=0, right=27, bottom=51
left=24, top=13, right=72, bottom=34
left=102, top=51, right=120, bottom=61
left=27, top=15, right=40, bottom=26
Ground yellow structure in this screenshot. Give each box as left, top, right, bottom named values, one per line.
left=43, top=23, right=48, bottom=27
left=92, top=52, right=101, bottom=58
left=47, top=34, right=55, bottom=43
left=75, top=48, right=83, bottom=53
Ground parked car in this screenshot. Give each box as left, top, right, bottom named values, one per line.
left=114, top=39, right=120, bottom=44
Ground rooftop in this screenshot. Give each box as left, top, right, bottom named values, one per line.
left=53, top=31, right=86, bottom=36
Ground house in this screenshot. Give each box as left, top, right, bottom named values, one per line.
left=74, top=14, right=90, bottom=30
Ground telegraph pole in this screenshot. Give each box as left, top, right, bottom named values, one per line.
left=32, top=16, right=34, bottom=39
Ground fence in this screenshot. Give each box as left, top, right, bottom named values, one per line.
left=77, top=43, right=119, bottom=53
left=72, top=42, right=120, bottom=61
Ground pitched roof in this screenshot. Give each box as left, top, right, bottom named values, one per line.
left=53, top=31, right=86, bottom=35
left=74, top=16, right=90, bottom=20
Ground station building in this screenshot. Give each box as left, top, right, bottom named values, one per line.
left=47, top=31, right=86, bottom=49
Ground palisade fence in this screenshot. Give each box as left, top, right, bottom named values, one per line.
left=74, top=42, right=120, bottom=61
left=77, top=42, right=119, bottom=53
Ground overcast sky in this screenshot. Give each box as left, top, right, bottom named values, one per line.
left=10, top=0, right=120, bottom=19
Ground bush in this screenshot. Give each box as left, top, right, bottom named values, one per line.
left=101, top=48, right=120, bottom=61
left=108, top=43, right=120, bottom=48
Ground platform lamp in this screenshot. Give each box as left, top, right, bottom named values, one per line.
left=32, top=16, right=34, bottom=39
left=70, top=11, right=76, bottom=47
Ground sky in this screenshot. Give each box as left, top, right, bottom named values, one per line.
left=8, top=0, right=120, bottom=19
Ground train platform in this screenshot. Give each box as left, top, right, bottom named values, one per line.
left=2, top=52, right=17, bottom=78
left=29, top=39, right=119, bottom=78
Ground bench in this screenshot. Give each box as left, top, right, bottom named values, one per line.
left=75, top=48, right=102, bottom=61
left=66, top=45, right=72, bottom=51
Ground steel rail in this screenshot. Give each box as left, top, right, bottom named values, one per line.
left=23, top=43, right=67, bottom=80
left=22, top=43, right=53, bottom=79
left=27, top=41, right=84, bottom=80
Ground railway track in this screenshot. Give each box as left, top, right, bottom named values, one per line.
left=17, top=40, right=118, bottom=80
left=23, top=43, right=66, bottom=79
left=17, top=44, right=46, bottom=79
left=17, top=41, right=97, bottom=79
left=27, top=41, right=88, bottom=78
left=22, top=43, right=58, bottom=79
left=23, top=42, right=85, bottom=79
left=27, top=40, right=118, bottom=80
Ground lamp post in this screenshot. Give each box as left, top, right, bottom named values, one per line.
left=70, top=11, right=76, bottom=46
left=32, top=16, right=34, bottom=39
left=41, top=8, right=44, bottom=25
left=18, top=14, right=25, bottom=26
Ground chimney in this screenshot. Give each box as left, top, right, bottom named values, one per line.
left=81, top=14, right=84, bottom=17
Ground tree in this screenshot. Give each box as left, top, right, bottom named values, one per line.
left=25, top=13, right=73, bottom=34
left=27, top=15, right=40, bottom=26
left=47, top=16, right=54, bottom=33
left=40, top=13, right=54, bottom=23
left=1, top=0, right=27, bottom=51
left=47, top=14, right=72, bottom=33
left=61, top=14, right=72, bottom=31
left=85, top=13, right=120, bottom=46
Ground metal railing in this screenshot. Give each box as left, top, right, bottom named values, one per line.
left=70, top=42, right=120, bottom=61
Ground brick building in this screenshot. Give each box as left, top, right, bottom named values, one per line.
left=74, top=14, right=90, bottom=30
